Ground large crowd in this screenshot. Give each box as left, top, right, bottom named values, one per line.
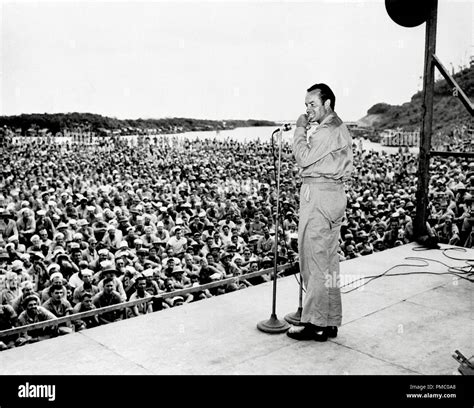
left=0, top=131, right=472, bottom=350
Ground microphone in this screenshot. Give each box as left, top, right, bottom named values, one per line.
left=280, top=123, right=292, bottom=132
left=273, top=123, right=292, bottom=135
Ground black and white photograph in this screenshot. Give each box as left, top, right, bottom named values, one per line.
left=0, top=0, right=473, bottom=403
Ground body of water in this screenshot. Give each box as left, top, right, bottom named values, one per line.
left=137, top=126, right=419, bottom=155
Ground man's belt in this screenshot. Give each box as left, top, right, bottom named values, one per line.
left=301, top=177, right=343, bottom=184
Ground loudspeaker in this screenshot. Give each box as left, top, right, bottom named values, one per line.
left=385, top=0, right=433, bottom=28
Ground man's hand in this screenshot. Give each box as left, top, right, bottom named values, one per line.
left=296, top=114, right=308, bottom=128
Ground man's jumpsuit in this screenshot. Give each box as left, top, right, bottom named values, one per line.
left=292, top=113, right=353, bottom=328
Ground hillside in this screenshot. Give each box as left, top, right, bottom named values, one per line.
left=359, top=65, right=473, bottom=134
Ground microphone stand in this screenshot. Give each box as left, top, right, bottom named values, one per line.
left=257, top=127, right=290, bottom=334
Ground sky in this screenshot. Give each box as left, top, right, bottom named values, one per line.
left=0, top=0, right=472, bottom=122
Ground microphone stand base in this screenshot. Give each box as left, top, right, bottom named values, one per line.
left=284, top=307, right=303, bottom=326
left=257, top=314, right=290, bottom=334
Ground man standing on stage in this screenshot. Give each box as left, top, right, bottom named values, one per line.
left=289, top=83, right=353, bottom=341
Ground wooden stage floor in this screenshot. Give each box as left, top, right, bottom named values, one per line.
left=0, top=243, right=472, bottom=375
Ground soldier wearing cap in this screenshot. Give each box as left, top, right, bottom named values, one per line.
left=0, top=302, right=17, bottom=349
left=17, top=294, right=57, bottom=345
left=170, top=267, right=193, bottom=303
left=40, top=271, right=67, bottom=303
left=77, top=218, right=94, bottom=242
left=42, top=283, right=74, bottom=334
left=140, top=225, right=156, bottom=248
left=256, top=225, right=275, bottom=257
left=72, top=268, right=100, bottom=305
left=72, top=291, right=99, bottom=331
left=166, top=226, right=187, bottom=257
left=435, top=214, right=460, bottom=245
left=0, top=208, right=18, bottom=243
left=35, top=209, right=55, bottom=239
left=96, top=261, right=126, bottom=301
left=26, top=234, right=43, bottom=255
left=0, top=271, right=20, bottom=306
left=92, top=276, right=123, bottom=325
left=127, top=274, right=153, bottom=317
left=37, top=228, right=52, bottom=253
left=101, top=225, right=123, bottom=253
left=89, top=248, right=113, bottom=272
left=155, top=220, right=170, bottom=244
left=82, top=236, right=99, bottom=264
left=16, top=208, right=36, bottom=246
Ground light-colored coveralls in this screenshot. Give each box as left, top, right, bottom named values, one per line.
left=292, top=113, right=353, bottom=327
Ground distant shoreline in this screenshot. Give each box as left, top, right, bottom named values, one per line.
left=0, top=113, right=279, bottom=137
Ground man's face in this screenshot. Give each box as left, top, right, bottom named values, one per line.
left=305, top=91, right=328, bottom=124
left=104, top=282, right=114, bottom=294
left=137, top=279, right=147, bottom=291
left=82, top=296, right=93, bottom=308
left=26, top=300, right=39, bottom=315
left=52, top=289, right=63, bottom=301
left=165, top=280, right=174, bottom=290
left=23, top=285, right=34, bottom=297
left=8, top=276, right=18, bottom=289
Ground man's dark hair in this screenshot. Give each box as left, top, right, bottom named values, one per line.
left=81, top=291, right=93, bottom=301
left=135, top=275, right=147, bottom=284
left=103, top=276, right=114, bottom=285
left=307, top=83, right=336, bottom=110
left=49, top=283, right=64, bottom=295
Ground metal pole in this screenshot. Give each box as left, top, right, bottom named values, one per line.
left=271, top=129, right=283, bottom=316
left=285, top=274, right=303, bottom=326
left=414, top=0, right=438, bottom=239
left=256, top=128, right=289, bottom=333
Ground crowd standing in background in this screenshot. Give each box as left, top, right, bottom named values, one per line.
left=0, top=132, right=472, bottom=349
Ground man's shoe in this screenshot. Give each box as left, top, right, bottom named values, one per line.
left=313, top=328, right=328, bottom=342
left=287, top=325, right=317, bottom=341
left=326, top=326, right=338, bottom=338
left=287, top=324, right=328, bottom=342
